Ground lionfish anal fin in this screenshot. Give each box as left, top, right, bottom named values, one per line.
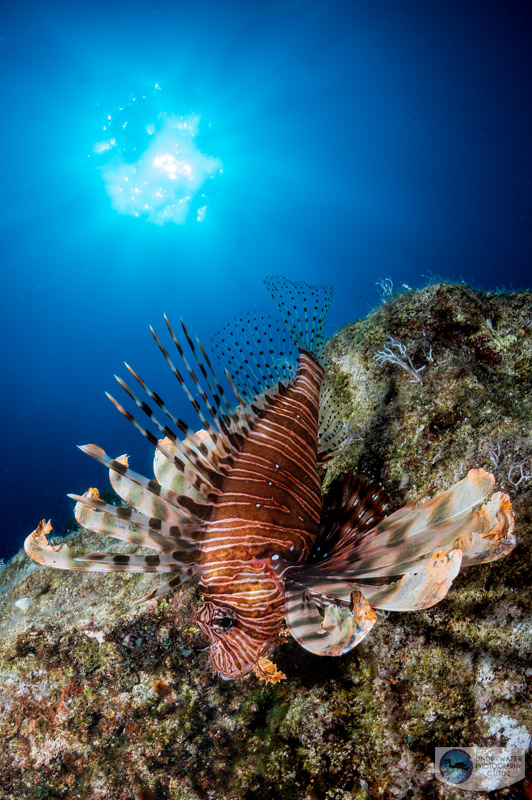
left=307, top=472, right=389, bottom=564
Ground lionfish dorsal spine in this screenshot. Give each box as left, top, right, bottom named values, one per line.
left=149, top=324, right=220, bottom=444
left=25, top=277, right=342, bottom=621
left=195, top=332, right=236, bottom=421
left=179, top=320, right=235, bottom=431
left=163, top=315, right=229, bottom=439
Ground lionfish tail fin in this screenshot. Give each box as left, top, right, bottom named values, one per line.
left=264, top=276, right=343, bottom=461
left=264, top=275, right=333, bottom=366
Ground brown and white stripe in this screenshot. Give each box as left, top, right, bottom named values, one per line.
left=196, top=351, right=325, bottom=677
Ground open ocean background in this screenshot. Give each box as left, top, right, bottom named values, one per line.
left=0, top=0, right=530, bottom=563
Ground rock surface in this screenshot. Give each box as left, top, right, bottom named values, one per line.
left=0, top=283, right=530, bottom=800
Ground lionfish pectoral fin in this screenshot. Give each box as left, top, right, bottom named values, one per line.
left=78, top=445, right=207, bottom=527
left=284, top=578, right=377, bottom=656
left=25, top=520, right=199, bottom=577
left=24, top=520, right=138, bottom=572
left=455, top=491, right=515, bottom=566
left=132, top=573, right=192, bottom=605
left=69, top=490, right=198, bottom=554
left=72, top=552, right=197, bottom=574
left=308, top=472, right=389, bottom=564
left=356, top=548, right=463, bottom=611
left=311, top=469, right=515, bottom=581
left=24, top=520, right=82, bottom=570
left=366, top=468, right=496, bottom=551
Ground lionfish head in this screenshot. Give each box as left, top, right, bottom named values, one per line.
left=195, top=601, right=274, bottom=680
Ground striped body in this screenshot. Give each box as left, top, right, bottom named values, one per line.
left=196, top=352, right=324, bottom=677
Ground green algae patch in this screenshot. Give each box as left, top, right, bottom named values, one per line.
left=0, top=282, right=530, bottom=800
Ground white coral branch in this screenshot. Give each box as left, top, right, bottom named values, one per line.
left=373, top=337, right=426, bottom=384
left=487, top=442, right=502, bottom=469
left=507, top=461, right=532, bottom=488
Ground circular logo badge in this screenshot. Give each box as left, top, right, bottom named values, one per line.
left=439, top=749, right=474, bottom=784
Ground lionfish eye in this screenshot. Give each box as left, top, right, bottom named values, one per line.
left=212, top=607, right=236, bottom=633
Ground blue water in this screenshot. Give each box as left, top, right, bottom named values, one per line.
left=1, top=0, right=530, bottom=562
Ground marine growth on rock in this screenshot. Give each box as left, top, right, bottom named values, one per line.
left=0, top=280, right=528, bottom=800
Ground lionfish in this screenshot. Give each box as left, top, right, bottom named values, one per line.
left=25, top=277, right=516, bottom=680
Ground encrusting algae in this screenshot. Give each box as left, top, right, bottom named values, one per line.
left=0, top=280, right=529, bottom=799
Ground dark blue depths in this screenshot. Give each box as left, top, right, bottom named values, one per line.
left=0, top=0, right=530, bottom=560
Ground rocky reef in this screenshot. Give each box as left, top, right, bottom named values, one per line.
left=0, top=282, right=530, bottom=800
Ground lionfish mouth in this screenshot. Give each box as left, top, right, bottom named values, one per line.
left=208, top=640, right=273, bottom=680
left=195, top=601, right=275, bottom=680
